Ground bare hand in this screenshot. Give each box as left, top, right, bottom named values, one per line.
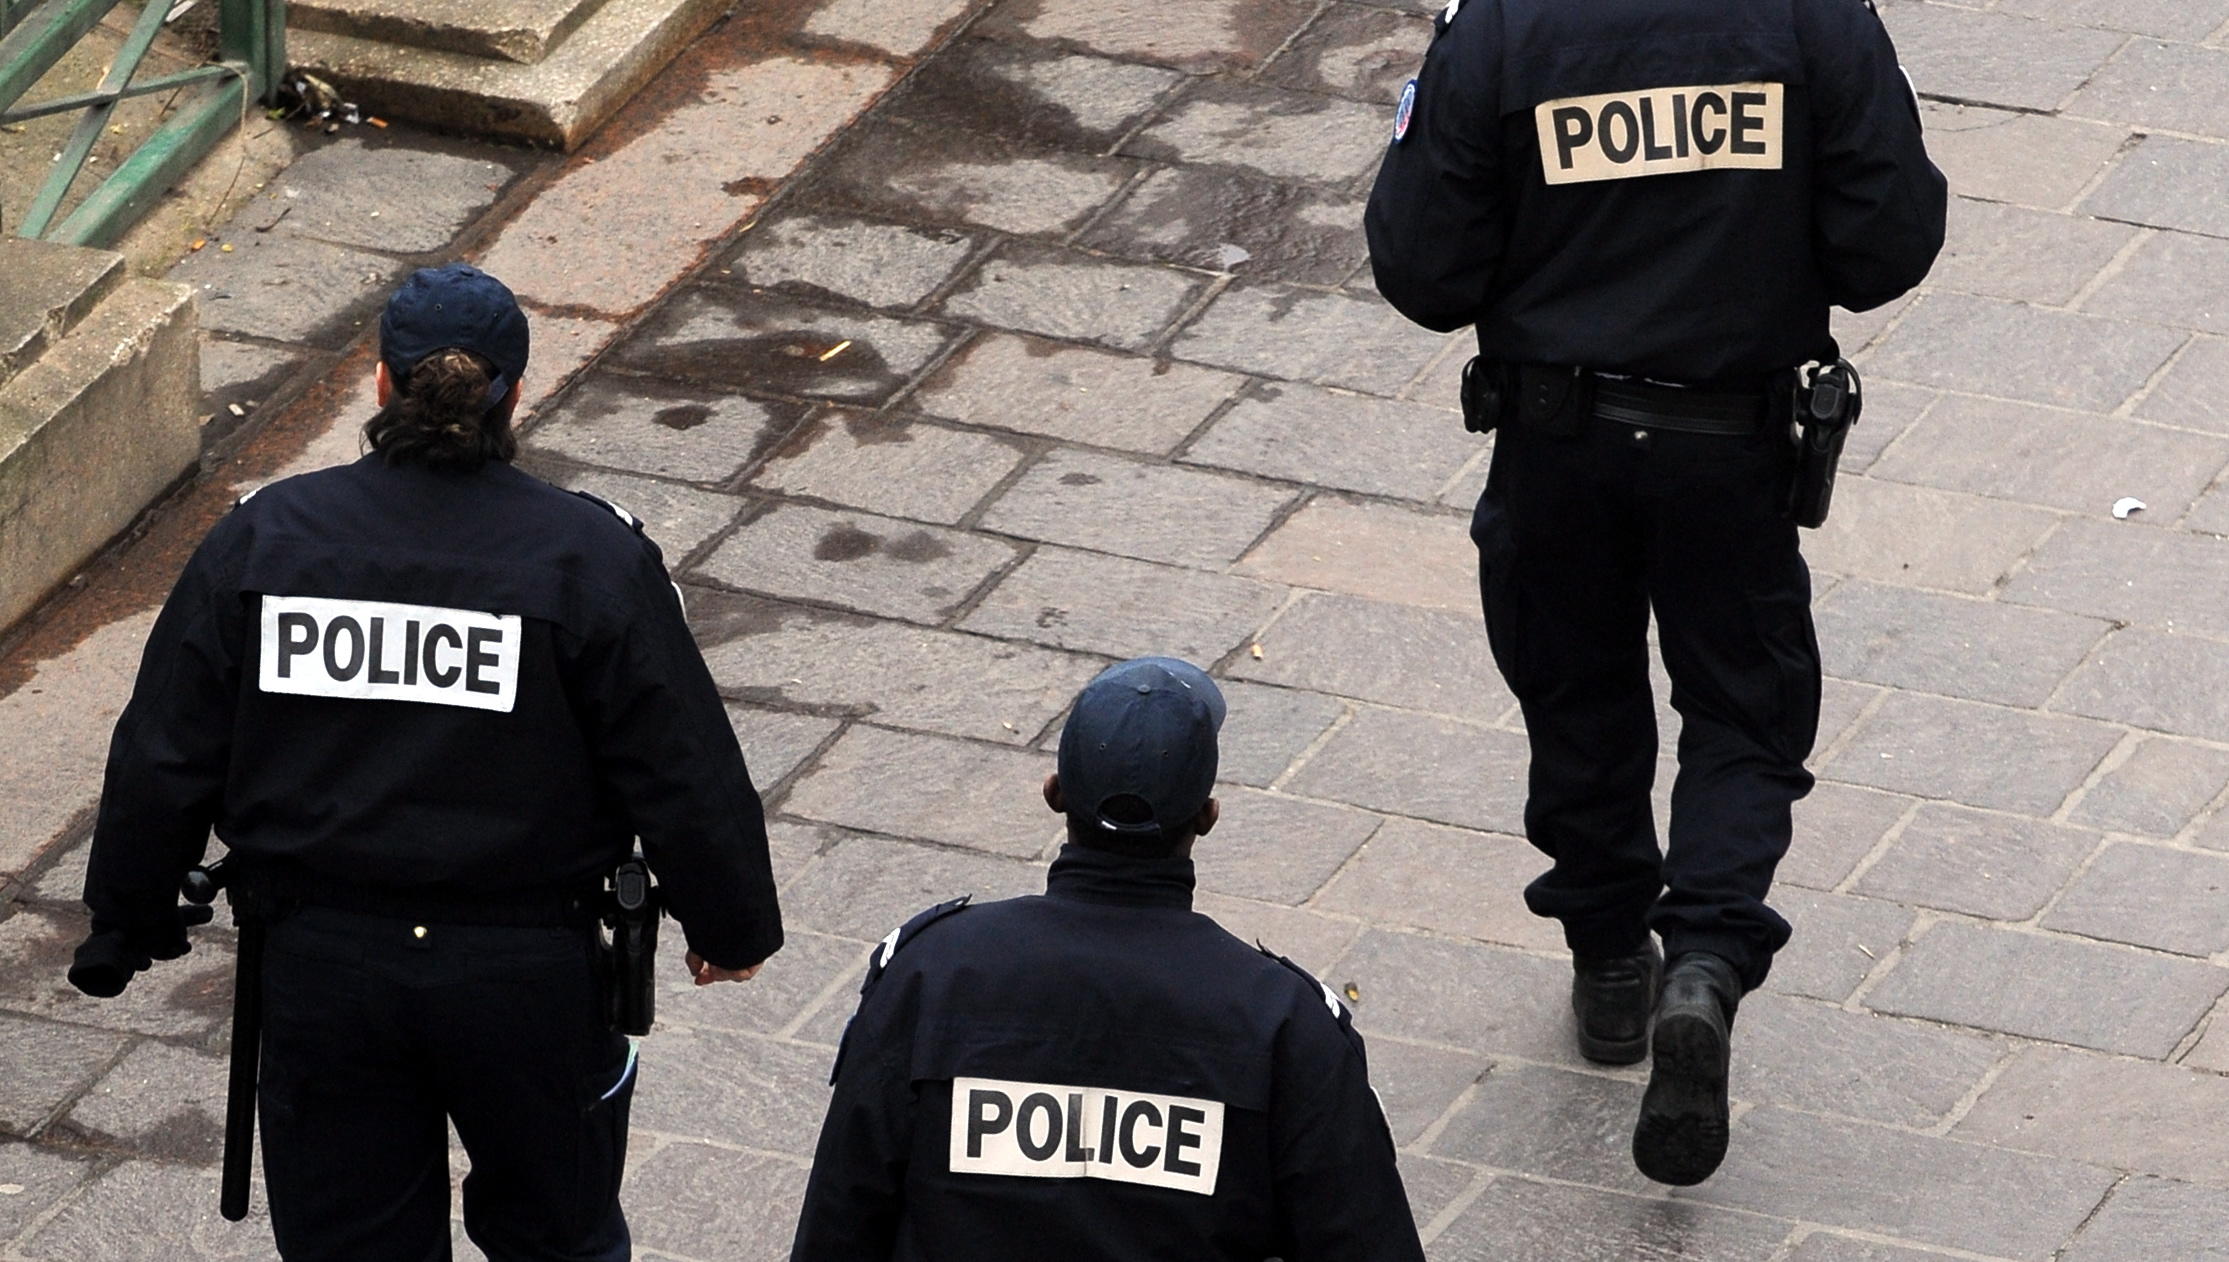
left=686, top=951, right=763, bottom=986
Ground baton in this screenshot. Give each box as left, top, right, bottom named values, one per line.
left=183, top=860, right=259, bottom=1223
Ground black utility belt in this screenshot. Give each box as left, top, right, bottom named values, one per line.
left=237, top=862, right=602, bottom=928
left=1462, top=361, right=1781, bottom=438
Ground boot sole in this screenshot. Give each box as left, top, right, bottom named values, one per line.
left=1632, top=1007, right=1730, bottom=1186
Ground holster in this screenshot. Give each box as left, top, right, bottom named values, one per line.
left=1788, top=359, right=1862, bottom=529
left=600, top=857, right=660, bottom=1036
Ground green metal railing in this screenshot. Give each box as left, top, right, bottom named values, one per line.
left=0, top=0, right=282, bottom=248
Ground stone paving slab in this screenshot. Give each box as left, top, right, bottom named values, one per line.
left=1185, top=381, right=1477, bottom=500
left=2082, top=229, right=2229, bottom=336
left=909, top=332, right=1245, bottom=453
left=1931, top=197, right=2137, bottom=306
left=1694, top=1107, right=2116, bottom=1260
left=958, top=544, right=1287, bottom=662
left=721, top=211, right=980, bottom=312
left=1918, top=102, right=2127, bottom=211
left=1175, top=286, right=1449, bottom=396
left=2067, top=737, right=2229, bottom=837
left=16, top=1159, right=279, bottom=1261
left=693, top=590, right=1093, bottom=745
left=973, top=0, right=1320, bottom=74
left=2057, top=1176, right=2229, bottom=1262
left=1882, top=3, right=2127, bottom=113
left=1733, top=994, right=2005, bottom=1129
left=1811, top=581, right=2106, bottom=708
left=2054, top=628, right=2229, bottom=742
left=1235, top=495, right=1476, bottom=612
left=2135, top=334, right=2229, bottom=432
left=750, top=411, right=1027, bottom=526
left=1082, top=165, right=1371, bottom=286
left=1954, top=1045, right=2229, bottom=1186
left=1867, top=294, right=2185, bottom=414
left=804, top=120, right=1135, bottom=240
left=1823, top=691, right=2120, bottom=815
left=2082, top=136, right=2229, bottom=240
left=1287, top=707, right=1532, bottom=835
left=2040, top=841, right=2229, bottom=956
left=1850, top=803, right=2099, bottom=921
left=1999, top=0, right=2229, bottom=41
left=0, top=1012, right=127, bottom=1139
left=2003, top=518, right=2229, bottom=638
left=1764, top=888, right=1917, bottom=1005
left=1316, top=817, right=1561, bottom=953
left=1236, top=592, right=1508, bottom=722
left=1802, top=477, right=2057, bottom=597
left=1428, top=1175, right=1792, bottom=1262
left=1864, top=920, right=2228, bottom=1057
left=56, top=1038, right=227, bottom=1164
left=232, top=139, right=527, bottom=254
left=881, top=36, right=1184, bottom=153
left=611, top=289, right=964, bottom=407
left=691, top=501, right=1020, bottom=625
left=937, top=242, right=1210, bottom=351
left=781, top=725, right=1058, bottom=857
left=977, top=446, right=1298, bottom=567
left=528, top=372, right=808, bottom=484
left=2065, top=39, right=2229, bottom=140
left=624, top=1142, right=811, bottom=1262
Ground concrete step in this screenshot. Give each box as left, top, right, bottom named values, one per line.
left=291, top=0, right=729, bottom=149
left=0, top=241, right=127, bottom=384
left=286, top=0, right=612, bottom=67
left=0, top=273, right=199, bottom=633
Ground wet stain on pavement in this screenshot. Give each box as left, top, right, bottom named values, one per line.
left=810, top=524, right=956, bottom=564
left=653, top=403, right=717, bottom=431
left=1058, top=473, right=1102, bottom=486
left=631, top=328, right=909, bottom=402
left=837, top=411, right=919, bottom=448
left=815, top=524, right=881, bottom=561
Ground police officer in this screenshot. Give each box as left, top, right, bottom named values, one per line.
left=1365, top=0, right=1944, bottom=1187
left=789, top=657, right=1425, bottom=1261
left=70, top=263, right=784, bottom=1259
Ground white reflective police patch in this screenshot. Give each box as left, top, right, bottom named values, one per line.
left=258, top=595, right=521, bottom=713
left=1441, top=0, right=1462, bottom=22
left=876, top=924, right=903, bottom=968
left=1319, top=980, right=1344, bottom=1019
left=1393, top=79, right=1418, bottom=144
left=950, top=1076, right=1225, bottom=1196
left=1535, top=82, right=1784, bottom=186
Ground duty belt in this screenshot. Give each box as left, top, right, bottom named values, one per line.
left=1592, top=376, right=1773, bottom=436
left=235, top=859, right=602, bottom=928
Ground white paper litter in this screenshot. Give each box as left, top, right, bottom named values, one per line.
left=2112, top=497, right=2146, bottom=520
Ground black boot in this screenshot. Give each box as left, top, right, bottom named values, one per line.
left=1633, top=951, right=1739, bottom=1186
left=1570, top=941, right=1661, bottom=1065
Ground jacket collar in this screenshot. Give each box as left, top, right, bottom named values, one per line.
left=1043, top=843, right=1195, bottom=910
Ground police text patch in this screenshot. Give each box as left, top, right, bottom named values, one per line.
left=258, top=595, right=521, bottom=713
left=1534, top=82, right=1784, bottom=186
left=950, top=1077, right=1225, bottom=1196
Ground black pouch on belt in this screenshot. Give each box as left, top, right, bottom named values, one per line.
left=1789, top=359, right=1861, bottom=528
left=1459, top=357, right=1504, bottom=434
left=1511, top=364, right=1593, bottom=437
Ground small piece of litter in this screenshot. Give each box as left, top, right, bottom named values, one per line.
left=368, top=117, right=388, bottom=128
left=219, top=243, right=234, bottom=252
left=1217, top=243, right=1253, bottom=270
left=227, top=403, right=246, bottom=417
left=2112, top=497, right=2146, bottom=520
left=1342, top=982, right=1361, bottom=1002
left=1857, top=944, right=1876, bottom=959
left=1249, top=643, right=1264, bottom=660
left=0, top=1184, right=23, bottom=1195
left=189, top=239, right=207, bottom=251
left=818, top=339, right=853, bottom=363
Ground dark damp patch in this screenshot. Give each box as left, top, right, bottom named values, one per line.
left=814, top=524, right=881, bottom=561
left=1035, top=605, right=1069, bottom=629
left=1058, top=473, right=1102, bottom=487
left=1253, top=383, right=1287, bottom=404
left=838, top=411, right=916, bottom=448
left=724, top=176, right=778, bottom=198
left=884, top=531, right=954, bottom=564
left=625, top=326, right=906, bottom=403
left=882, top=36, right=1142, bottom=154
left=1265, top=288, right=1309, bottom=322
left=165, top=958, right=235, bottom=1023
left=687, top=589, right=799, bottom=643
left=652, top=404, right=715, bottom=431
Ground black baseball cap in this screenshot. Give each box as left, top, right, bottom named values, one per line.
left=378, top=263, right=530, bottom=408
left=1058, top=657, right=1226, bottom=836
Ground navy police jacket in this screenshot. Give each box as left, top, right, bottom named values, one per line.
left=82, top=454, right=782, bottom=970
left=790, top=845, right=1426, bottom=1262
left=1366, top=0, right=1947, bottom=383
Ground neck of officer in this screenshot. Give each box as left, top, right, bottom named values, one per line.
left=1046, top=843, right=1196, bottom=910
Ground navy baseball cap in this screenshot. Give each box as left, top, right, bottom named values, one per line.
left=378, top=263, right=530, bottom=408
left=1058, top=657, right=1226, bottom=836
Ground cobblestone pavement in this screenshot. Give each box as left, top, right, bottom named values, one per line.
left=8, top=0, right=2229, bottom=1258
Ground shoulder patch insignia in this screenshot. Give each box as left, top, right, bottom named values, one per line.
left=861, top=895, right=972, bottom=996
left=572, top=488, right=643, bottom=533
left=1393, top=79, right=1418, bottom=144
left=832, top=895, right=972, bottom=1085
left=233, top=484, right=264, bottom=509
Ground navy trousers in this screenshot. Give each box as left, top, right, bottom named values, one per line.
left=258, top=907, right=635, bottom=1261
left=1472, top=414, right=1820, bottom=991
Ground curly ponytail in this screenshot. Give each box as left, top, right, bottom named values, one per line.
left=363, top=348, right=518, bottom=473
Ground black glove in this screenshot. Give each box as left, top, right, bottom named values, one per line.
left=68, top=905, right=206, bottom=997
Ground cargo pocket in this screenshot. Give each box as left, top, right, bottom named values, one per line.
left=1471, top=453, right=1528, bottom=696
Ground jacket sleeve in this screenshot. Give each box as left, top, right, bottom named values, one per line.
left=1805, top=0, right=1948, bottom=312
left=82, top=516, right=249, bottom=966
left=575, top=548, right=782, bottom=971
left=1270, top=992, right=1428, bottom=1262
left=790, top=970, right=915, bottom=1261
left=1364, top=7, right=1506, bottom=333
